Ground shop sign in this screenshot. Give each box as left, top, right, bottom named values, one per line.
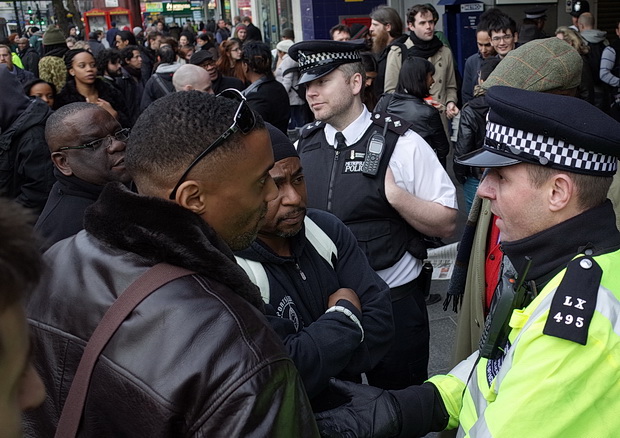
left=164, top=2, right=192, bottom=12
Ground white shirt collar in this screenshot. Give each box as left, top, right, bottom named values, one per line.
left=324, top=106, right=372, bottom=148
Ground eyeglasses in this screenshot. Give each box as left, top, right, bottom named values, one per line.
left=58, top=128, right=130, bottom=151
left=491, top=34, right=514, bottom=43
left=168, top=88, right=256, bottom=200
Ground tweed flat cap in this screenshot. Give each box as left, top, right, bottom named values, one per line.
left=457, top=86, right=620, bottom=175
left=289, top=40, right=366, bottom=85
left=482, top=38, right=581, bottom=93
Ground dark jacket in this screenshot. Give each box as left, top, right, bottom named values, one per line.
left=116, top=66, right=144, bottom=126
left=87, top=38, right=104, bottom=58
left=212, top=73, right=245, bottom=94
left=244, top=76, right=291, bottom=134
left=18, top=46, right=40, bottom=76
left=0, top=82, right=54, bottom=213
left=245, top=22, right=263, bottom=41
left=13, top=65, right=35, bottom=85
left=375, top=92, right=450, bottom=166
left=54, top=78, right=131, bottom=128
left=453, top=94, right=488, bottom=183
left=34, top=171, right=103, bottom=249
left=140, top=63, right=179, bottom=111
left=24, top=183, right=318, bottom=437
left=140, top=46, right=157, bottom=84
left=235, top=209, right=394, bottom=400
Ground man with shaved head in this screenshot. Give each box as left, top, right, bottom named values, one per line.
left=35, top=102, right=131, bottom=247
left=172, top=63, right=213, bottom=92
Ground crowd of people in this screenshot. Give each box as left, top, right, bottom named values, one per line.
left=0, top=1, right=620, bottom=437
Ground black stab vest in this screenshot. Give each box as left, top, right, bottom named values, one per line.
left=298, top=113, right=426, bottom=271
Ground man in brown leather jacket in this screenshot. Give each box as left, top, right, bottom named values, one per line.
left=24, top=91, right=318, bottom=436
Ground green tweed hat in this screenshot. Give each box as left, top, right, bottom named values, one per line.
left=482, top=38, right=581, bottom=92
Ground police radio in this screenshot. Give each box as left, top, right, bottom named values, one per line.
left=362, top=123, right=389, bottom=177
left=479, top=256, right=535, bottom=360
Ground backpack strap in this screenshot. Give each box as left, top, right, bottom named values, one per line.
left=235, top=215, right=338, bottom=303
left=235, top=257, right=271, bottom=303
left=304, top=216, right=338, bottom=268
left=54, top=263, right=195, bottom=438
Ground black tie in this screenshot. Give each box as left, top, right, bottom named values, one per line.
left=335, top=132, right=346, bottom=149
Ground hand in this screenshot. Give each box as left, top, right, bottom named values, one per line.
left=315, top=379, right=402, bottom=438
left=446, top=102, right=459, bottom=119
left=95, top=98, right=118, bottom=120
left=328, top=288, right=361, bottom=312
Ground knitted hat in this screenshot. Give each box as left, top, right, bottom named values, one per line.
left=276, top=39, right=294, bottom=54
left=482, top=38, right=581, bottom=92
left=266, top=123, right=298, bottom=161
left=43, top=27, right=66, bottom=46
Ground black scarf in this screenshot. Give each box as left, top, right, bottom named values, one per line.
left=84, top=183, right=265, bottom=311
left=407, top=32, right=443, bottom=59
left=502, top=200, right=620, bottom=289
left=124, top=65, right=142, bottom=81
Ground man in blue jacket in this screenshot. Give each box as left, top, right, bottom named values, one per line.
left=235, top=124, right=394, bottom=410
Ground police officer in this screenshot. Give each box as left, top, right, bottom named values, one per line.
left=314, top=85, right=620, bottom=437
left=290, top=40, right=458, bottom=390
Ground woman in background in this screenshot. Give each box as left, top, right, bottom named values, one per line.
left=54, top=49, right=129, bottom=127
left=215, top=39, right=245, bottom=84
left=24, top=79, right=56, bottom=108
left=374, top=57, right=449, bottom=167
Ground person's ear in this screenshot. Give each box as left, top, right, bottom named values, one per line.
left=51, top=152, right=73, bottom=176
left=175, top=180, right=208, bottom=215
left=351, top=72, right=363, bottom=95
left=548, top=173, right=573, bottom=212
left=513, top=32, right=519, bottom=43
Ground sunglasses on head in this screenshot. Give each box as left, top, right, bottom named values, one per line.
left=169, top=89, right=256, bottom=200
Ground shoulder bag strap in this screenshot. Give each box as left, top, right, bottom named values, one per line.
left=54, top=263, right=195, bottom=438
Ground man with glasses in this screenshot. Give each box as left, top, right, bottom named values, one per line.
left=189, top=49, right=244, bottom=94
left=25, top=90, right=318, bottom=436
left=35, top=103, right=132, bottom=248
left=486, top=9, right=519, bottom=59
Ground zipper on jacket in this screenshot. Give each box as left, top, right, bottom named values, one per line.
left=295, top=263, right=307, bottom=280
left=326, top=150, right=340, bottom=212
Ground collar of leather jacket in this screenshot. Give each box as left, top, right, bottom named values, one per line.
left=84, top=182, right=265, bottom=312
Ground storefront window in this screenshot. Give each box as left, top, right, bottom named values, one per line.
left=258, top=0, right=292, bottom=46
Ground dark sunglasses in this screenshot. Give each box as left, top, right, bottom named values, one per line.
left=58, top=128, right=130, bottom=152
left=168, top=89, right=256, bottom=200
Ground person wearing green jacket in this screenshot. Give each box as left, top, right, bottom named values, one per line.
left=315, top=85, right=620, bottom=438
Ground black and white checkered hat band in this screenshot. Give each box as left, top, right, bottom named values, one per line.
left=298, top=50, right=361, bottom=72
left=486, top=122, right=617, bottom=174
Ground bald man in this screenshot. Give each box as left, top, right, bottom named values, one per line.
left=172, top=64, right=213, bottom=93
left=35, top=102, right=131, bottom=248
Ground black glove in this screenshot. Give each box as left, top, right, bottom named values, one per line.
left=452, top=162, right=469, bottom=185
left=314, top=379, right=401, bottom=438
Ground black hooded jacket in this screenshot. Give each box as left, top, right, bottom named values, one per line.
left=0, top=65, right=54, bottom=212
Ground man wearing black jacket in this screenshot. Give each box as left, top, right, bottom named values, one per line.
left=25, top=90, right=317, bottom=436
left=35, top=103, right=131, bottom=248
left=235, top=124, right=393, bottom=409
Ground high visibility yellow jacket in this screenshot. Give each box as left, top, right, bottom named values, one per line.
left=430, top=250, right=620, bottom=437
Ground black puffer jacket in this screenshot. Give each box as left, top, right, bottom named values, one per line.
left=0, top=66, right=54, bottom=213
left=375, top=92, right=450, bottom=167
left=25, top=183, right=318, bottom=437
left=453, top=94, right=488, bottom=183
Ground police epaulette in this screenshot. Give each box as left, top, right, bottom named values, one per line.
left=370, top=111, right=412, bottom=135
left=543, top=255, right=600, bottom=345
left=300, top=120, right=326, bottom=139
